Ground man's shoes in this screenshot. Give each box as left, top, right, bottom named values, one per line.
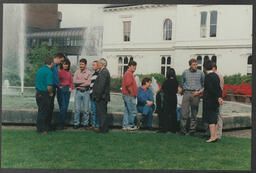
left=56, top=126, right=64, bottom=130
left=146, top=127, right=153, bottom=131
left=89, top=126, right=95, bottom=130
left=157, top=130, right=167, bottom=133
left=73, top=125, right=80, bottom=129
left=179, top=132, right=186, bottom=136
left=56, top=125, right=68, bottom=130
left=47, top=126, right=56, bottom=131
left=93, top=127, right=100, bottom=132
left=189, top=131, right=196, bottom=136
left=122, top=127, right=129, bottom=131
left=39, top=131, right=48, bottom=135
left=84, top=125, right=90, bottom=130
left=63, top=126, right=68, bottom=130
left=127, top=126, right=139, bottom=131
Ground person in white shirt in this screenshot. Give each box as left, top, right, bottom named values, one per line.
left=176, top=85, right=183, bottom=131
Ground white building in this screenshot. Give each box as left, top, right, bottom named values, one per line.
left=102, top=4, right=252, bottom=77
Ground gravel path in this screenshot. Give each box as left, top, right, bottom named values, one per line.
left=2, top=125, right=251, bottom=139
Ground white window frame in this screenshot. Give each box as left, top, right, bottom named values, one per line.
left=118, top=55, right=134, bottom=77
left=161, top=56, right=171, bottom=77
left=247, top=55, right=252, bottom=75
left=200, top=10, right=218, bottom=38
left=123, top=21, right=131, bottom=42
left=200, top=11, right=207, bottom=38
left=210, top=11, right=218, bottom=37
left=196, top=54, right=217, bottom=70
left=163, top=19, right=172, bottom=40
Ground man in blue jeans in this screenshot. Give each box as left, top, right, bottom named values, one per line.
left=137, top=77, right=154, bottom=130
left=121, top=61, right=138, bottom=131
left=48, top=53, right=65, bottom=131
left=73, top=58, right=92, bottom=129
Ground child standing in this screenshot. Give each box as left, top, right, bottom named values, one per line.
left=176, top=86, right=183, bottom=131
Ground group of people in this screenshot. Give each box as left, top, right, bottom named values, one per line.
left=35, top=53, right=224, bottom=142
left=120, top=58, right=223, bottom=143
left=155, top=58, right=223, bottom=143
left=35, top=53, right=110, bottom=134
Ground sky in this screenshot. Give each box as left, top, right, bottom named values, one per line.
left=58, top=4, right=106, bottom=28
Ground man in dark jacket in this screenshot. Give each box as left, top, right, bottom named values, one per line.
left=92, top=58, right=110, bottom=133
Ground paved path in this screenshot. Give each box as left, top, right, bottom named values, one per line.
left=2, top=126, right=251, bottom=139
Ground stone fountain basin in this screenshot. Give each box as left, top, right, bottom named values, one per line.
left=2, top=87, right=251, bottom=130
left=2, top=106, right=251, bottom=130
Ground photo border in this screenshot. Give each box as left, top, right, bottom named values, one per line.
left=0, top=0, right=255, bottom=173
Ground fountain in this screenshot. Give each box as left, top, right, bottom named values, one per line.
left=18, top=4, right=26, bottom=95
left=3, top=4, right=26, bottom=95
left=135, top=76, right=141, bottom=87
left=80, top=6, right=104, bottom=69
left=3, top=80, right=10, bottom=89
left=150, top=77, right=159, bottom=94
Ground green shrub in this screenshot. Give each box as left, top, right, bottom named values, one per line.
left=223, top=74, right=252, bottom=85
left=110, top=77, right=122, bottom=92
left=136, top=73, right=165, bottom=84
left=70, top=65, right=78, bottom=75
left=24, top=42, right=58, bottom=86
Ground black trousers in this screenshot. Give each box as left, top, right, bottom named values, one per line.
left=49, top=87, right=61, bottom=129
left=96, top=100, right=109, bottom=133
left=36, top=90, right=51, bottom=132
left=162, top=105, right=178, bottom=133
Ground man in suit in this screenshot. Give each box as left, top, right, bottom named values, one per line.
left=92, top=58, right=110, bottom=133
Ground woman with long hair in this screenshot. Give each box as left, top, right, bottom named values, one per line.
left=161, top=68, right=179, bottom=133
left=57, top=58, right=73, bottom=130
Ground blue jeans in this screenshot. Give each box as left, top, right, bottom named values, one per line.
left=74, top=90, right=90, bottom=126
left=137, top=105, right=153, bottom=127
left=56, top=87, right=62, bottom=109
left=90, top=98, right=99, bottom=127
left=59, top=86, right=70, bottom=126
left=122, top=94, right=137, bottom=128
left=176, top=107, right=181, bottom=121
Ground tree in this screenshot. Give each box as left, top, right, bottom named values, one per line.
left=25, top=42, right=58, bottom=86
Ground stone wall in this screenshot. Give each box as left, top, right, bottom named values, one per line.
left=2, top=108, right=251, bottom=130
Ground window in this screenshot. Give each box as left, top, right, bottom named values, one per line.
left=196, top=55, right=217, bottom=70
left=48, top=38, right=53, bottom=46
left=163, top=19, right=172, bottom=40
left=200, top=12, right=207, bottom=38
left=211, top=55, right=217, bottom=63
left=210, top=11, right=217, bottom=37
left=197, top=56, right=202, bottom=70
left=247, top=55, right=252, bottom=74
left=66, top=37, right=71, bottom=46
left=161, top=56, right=171, bottom=76
left=123, top=21, right=131, bottom=42
left=118, top=56, right=133, bottom=77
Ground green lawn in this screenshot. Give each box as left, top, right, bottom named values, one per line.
left=1, top=129, right=251, bottom=170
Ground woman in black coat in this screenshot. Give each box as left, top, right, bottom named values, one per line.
left=160, top=68, right=179, bottom=133
left=203, top=60, right=223, bottom=143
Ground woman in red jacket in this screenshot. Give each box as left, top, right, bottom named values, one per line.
left=58, top=58, right=73, bottom=130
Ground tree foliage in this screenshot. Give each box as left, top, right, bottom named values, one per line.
left=25, top=42, right=58, bottom=86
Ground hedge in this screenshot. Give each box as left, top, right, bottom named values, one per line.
left=223, top=74, right=252, bottom=85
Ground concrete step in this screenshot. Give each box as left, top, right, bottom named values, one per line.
left=2, top=108, right=251, bottom=130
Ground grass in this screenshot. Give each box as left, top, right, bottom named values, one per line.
left=1, top=129, right=251, bottom=170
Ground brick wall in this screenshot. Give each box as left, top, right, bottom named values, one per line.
left=26, top=4, right=58, bottom=29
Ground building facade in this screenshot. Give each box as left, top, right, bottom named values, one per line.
left=102, top=5, right=252, bottom=77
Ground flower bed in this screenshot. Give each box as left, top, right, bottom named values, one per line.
left=223, top=81, right=252, bottom=98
